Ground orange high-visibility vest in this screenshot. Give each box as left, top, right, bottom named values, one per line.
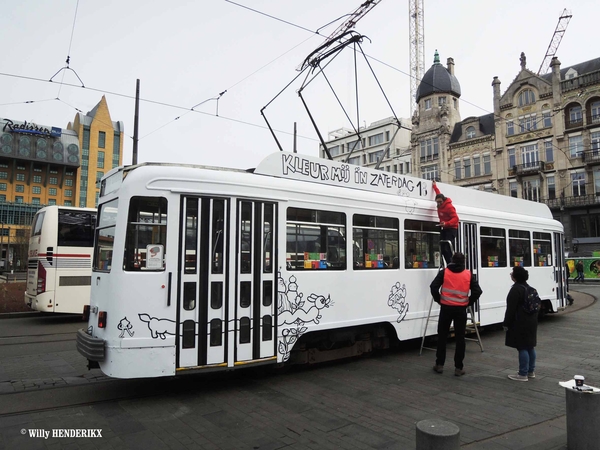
left=440, top=270, right=471, bottom=306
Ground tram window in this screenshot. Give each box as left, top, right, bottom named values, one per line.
left=533, top=232, right=552, bottom=266
left=94, top=199, right=118, bottom=272
left=480, top=227, right=507, bottom=267
left=240, top=202, right=252, bottom=274
left=184, top=199, right=198, bottom=274
left=509, top=229, right=531, bottom=267
left=124, top=197, right=167, bottom=271
left=286, top=207, right=346, bottom=271
left=210, top=319, right=222, bottom=346
left=212, top=200, right=225, bottom=274
left=353, top=214, right=399, bottom=269
left=183, top=282, right=196, bottom=311
left=263, top=204, right=274, bottom=274
left=404, top=219, right=441, bottom=269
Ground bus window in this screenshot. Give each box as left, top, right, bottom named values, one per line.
left=286, top=207, right=346, bottom=270
left=509, top=229, right=531, bottom=267
left=533, top=232, right=552, bottom=266
left=58, top=210, right=96, bottom=247
left=404, top=219, right=440, bottom=269
left=124, top=197, right=167, bottom=271
left=94, top=199, right=118, bottom=272
left=480, top=227, right=507, bottom=267
left=353, top=214, right=399, bottom=269
left=31, top=211, right=45, bottom=237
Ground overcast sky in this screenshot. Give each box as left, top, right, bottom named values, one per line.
left=0, top=0, right=597, bottom=169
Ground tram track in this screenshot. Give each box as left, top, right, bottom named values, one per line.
left=0, top=331, right=76, bottom=347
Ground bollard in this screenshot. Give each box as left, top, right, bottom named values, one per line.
left=416, top=419, right=460, bottom=450
left=565, top=388, right=600, bottom=450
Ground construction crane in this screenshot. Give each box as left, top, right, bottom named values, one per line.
left=537, top=9, right=572, bottom=75
left=409, top=0, right=425, bottom=116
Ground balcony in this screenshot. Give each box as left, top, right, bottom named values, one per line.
left=582, top=149, right=600, bottom=166
left=565, top=118, right=584, bottom=130
left=544, top=194, right=600, bottom=210
left=514, top=161, right=545, bottom=176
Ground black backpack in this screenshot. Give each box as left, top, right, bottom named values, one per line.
left=521, top=285, right=541, bottom=314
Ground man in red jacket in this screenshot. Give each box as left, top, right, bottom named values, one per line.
left=432, top=180, right=459, bottom=266
left=430, top=252, right=482, bottom=376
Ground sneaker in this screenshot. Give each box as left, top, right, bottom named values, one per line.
left=433, top=365, right=444, bottom=374
left=508, top=373, right=528, bottom=382
left=455, top=368, right=465, bottom=377
left=527, top=372, right=535, bottom=379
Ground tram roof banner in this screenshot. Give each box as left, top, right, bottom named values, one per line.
left=253, top=152, right=555, bottom=221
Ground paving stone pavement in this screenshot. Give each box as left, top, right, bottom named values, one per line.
left=0, top=288, right=597, bottom=449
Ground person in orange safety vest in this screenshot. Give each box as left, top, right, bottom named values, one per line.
left=430, top=252, right=482, bottom=376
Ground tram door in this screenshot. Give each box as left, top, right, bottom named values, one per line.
left=554, top=232, right=566, bottom=308
left=178, top=197, right=229, bottom=368
left=460, top=222, right=480, bottom=315
left=235, top=200, right=277, bottom=363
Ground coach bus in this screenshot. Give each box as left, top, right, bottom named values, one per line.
left=25, top=206, right=96, bottom=314
left=76, top=152, right=566, bottom=378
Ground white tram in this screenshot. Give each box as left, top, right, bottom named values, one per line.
left=77, top=152, right=566, bottom=378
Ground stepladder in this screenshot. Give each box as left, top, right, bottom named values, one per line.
left=419, top=240, right=484, bottom=355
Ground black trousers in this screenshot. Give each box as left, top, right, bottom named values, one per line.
left=436, top=304, right=468, bottom=370
left=440, top=227, right=457, bottom=266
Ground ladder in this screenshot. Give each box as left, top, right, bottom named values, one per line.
left=419, top=240, right=484, bottom=355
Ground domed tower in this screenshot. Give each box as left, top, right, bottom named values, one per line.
left=411, top=51, right=462, bottom=182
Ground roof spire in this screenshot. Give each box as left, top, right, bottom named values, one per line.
left=434, top=49, right=440, bottom=64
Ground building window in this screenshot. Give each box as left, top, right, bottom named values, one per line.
left=49, top=168, right=58, bottom=174
left=49, top=177, right=58, bottom=185
left=16, top=173, right=24, bottom=181
left=521, top=143, right=539, bottom=167
left=0, top=195, right=5, bottom=202
left=32, top=198, right=40, bottom=205
left=65, top=179, right=73, bottom=187
left=17, top=165, right=25, bottom=171
left=518, top=89, right=535, bottom=106
left=64, top=200, right=72, bottom=206
left=543, top=111, right=552, bottom=128
left=33, top=166, right=42, bottom=172
left=424, top=98, right=432, bottom=110
left=509, top=181, right=518, bottom=198
left=348, top=140, right=362, bottom=152
left=15, top=185, right=24, bottom=193
left=98, top=151, right=105, bottom=169
left=420, top=137, right=439, bottom=162
left=438, top=96, right=446, bottom=106
left=98, top=131, right=106, bottom=148
left=0, top=183, right=6, bottom=191
left=483, top=154, right=491, bottom=175
left=508, top=148, right=516, bottom=168
left=466, top=126, right=476, bottom=139
left=32, top=186, right=41, bottom=194
left=464, top=158, right=471, bottom=178
left=327, top=145, right=340, bottom=157
left=33, top=175, right=42, bottom=183
left=523, top=179, right=540, bottom=202
left=15, top=196, right=23, bottom=203
left=369, top=150, right=384, bottom=163
left=348, top=156, right=360, bottom=165
left=572, top=172, right=586, bottom=197
left=454, top=160, right=461, bottom=180
left=66, top=169, right=74, bottom=176
left=421, top=165, right=438, bottom=181
left=569, top=135, right=583, bottom=157
left=83, top=127, right=90, bottom=149
left=507, top=120, right=514, bottom=136
left=48, top=199, right=57, bottom=205
left=569, top=105, right=583, bottom=125
left=0, top=172, right=7, bottom=179
left=547, top=176, right=555, bottom=200
left=385, top=131, right=390, bottom=141
left=65, top=189, right=73, bottom=197
left=519, top=114, right=537, bottom=133
left=591, top=100, right=600, bottom=124
left=591, top=131, right=600, bottom=155
left=473, top=155, right=481, bottom=177
left=49, top=188, right=57, bottom=196
left=545, top=141, right=554, bottom=162
left=113, top=132, right=121, bottom=168
left=368, top=133, right=383, bottom=146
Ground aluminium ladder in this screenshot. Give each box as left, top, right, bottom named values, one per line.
left=419, top=240, right=483, bottom=355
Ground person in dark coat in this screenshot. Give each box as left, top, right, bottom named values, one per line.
left=430, top=252, right=483, bottom=376
left=503, top=266, right=538, bottom=382
left=432, top=180, right=459, bottom=266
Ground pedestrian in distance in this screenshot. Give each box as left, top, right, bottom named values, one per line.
left=565, top=262, right=570, bottom=292
left=430, top=252, right=483, bottom=376
left=574, top=260, right=584, bottom=283
left=432, top=180, right=459, bottom=266
left=503, top=266, right=539, bottom=382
